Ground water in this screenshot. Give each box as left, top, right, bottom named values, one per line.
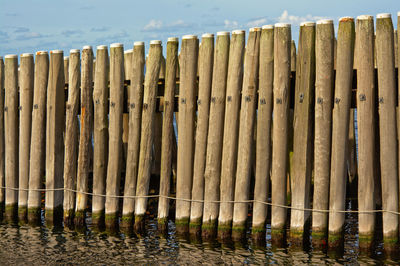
left=0, top=201, right=398, bottom=265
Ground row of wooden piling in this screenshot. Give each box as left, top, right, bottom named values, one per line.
left=0, top=12, right=400, bottom=251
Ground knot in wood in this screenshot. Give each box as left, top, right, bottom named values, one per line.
left=110, top=102, right=115, bottom=107
left=33, top=104, right=38, bottom=109
left=197, top=99, right=201, bottom=105
left=359, top=94, right=366, bottom=101
left=379, top=97, right=384, bottom=104
left=245, top=96, right=251, bottom=102
left=4, top=107, right=7, bottom=112
left=276, top=98, right=282, bottom=104
left=260, top=98, right=266, bottom=105
left=227, top=96, right=232, bottom=102
left=181, top=98, right=186, bottom=104
left=317, top=97, right=323, bottom=104
left=18, top=106, right=22, bottom=111
left=143, top=103, right=148, bottom=110
left=335, top=98, right=340, bottom=104
left=299, top=93, right=304, bottom=103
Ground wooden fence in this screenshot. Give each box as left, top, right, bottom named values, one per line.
left=0, top=13, right=400, bottom=250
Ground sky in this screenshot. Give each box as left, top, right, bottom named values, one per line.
left=0, top=0, right=399, bottom=56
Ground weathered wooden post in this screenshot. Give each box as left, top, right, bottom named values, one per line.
left=75, top=46, right=94, bottom=226
left=376, top=13, right=399, bottom=248
left=252, top=25, right=274, bottom=241
left=45, top=50, right=65, bottom=225
left=311, top=19, right=334, bottom=245
left=0, top=57, right=4, bottom=218
left=122, top=49, right=133, bottom=166
left=202, top=31, right=229, bottom=238
left=63, top=49, right=80, bottom=226
left=4, top=54, right=19, bottom=222
left=189, top=33, right=214, bottom=235
left=231, top=27, right=260, bottom=240
left=355, top=15, right=376, bottom=249
left=158, top=38, right=179, bottom=231
left=121, top=42, right=145, bottom=229
left=105, top=43, right=124, bottom=230
left=271, top=23, right=291, bottom=243
left=92, top=45, right=109, bottom=227
left=328, top=17, right=355, bottom=247
left=134, top=40, right=162, bottom=231
left=64, top=56, right=69, bottom=85
left=27, top=51, right=49, bottom=224
left=218, top=30, right=245, bottom=240
left=176, top=35, right=198, bottom=234
left=18, top=53, right=34, bottom=221
left=290, top=21, right=315, bottom=243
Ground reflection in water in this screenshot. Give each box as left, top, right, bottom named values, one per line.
left=0, top=201, right=398, bottom=264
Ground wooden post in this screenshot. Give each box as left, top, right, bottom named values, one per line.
left=189, top=33, right=213, bottom=235
left=45, top=50, right=65, bottom=225
left=355, top=15, right=375, bottom=249
left=176, top=35, right=198, bottom=234
left=122, top=49, right=133, bottom=168
left=376, top=13, right=399, bottom=247
left=218, top=30, right=245, bottom=240
left=4, top=54, right=19, bottom=222
left=291, top=40, right=296, bottom=72
left=121, top=42, right=145, bottom=229
left=311, top=19, right=334, bottom=245
left=347, top=109, right=357, bottom=185
left=105, top=43, right=124, bottom=230
left=0, top=57, right=4, bottom=218
left=134, top=40, right=162, bottom=231
left=231, top=27, right=260, bottom=240
left=252, top=25, right=274, bottom=240
left=328, top=17, right=355, bottom=247
left=63, top=49, right=80, bottom=226
left=290, top=22, right=316, bottom=243
left=92, top=45, right=109, bottom=226
left=18, top=53, right=34, bottom=222
left=202, top=31, right=229, bottom=238
left=27, top=51, right=49, bottom=224
left=74, top=46, right=94, bottom=226
left=64, top=56, right=69, bottom=86
left=271, top=23, right=291, bottom=242
left=158, top=38, right=179, bottom=230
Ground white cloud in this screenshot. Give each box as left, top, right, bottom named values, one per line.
left=278, top=10, right=328, bottom=25
left=142, top=19, right=196, bottom=33
left=246, top=18, right=268, bottom=28
left=143, top=20, right=163, bottom=31
left=224, top=20, right=238, bottom=29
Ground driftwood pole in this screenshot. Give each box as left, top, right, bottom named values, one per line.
left=63, top=49, right=80, bottom=226
left=105, top=43, right=124, bottom=230
left=189, top=33, right=214, bottom=235
left=121, top=42, right=145, bottom=229
left=271, top=23, right=291, bottom=243
left=134, top=40, right=162, bottom=231
left=4, top=54, right=19, bottom=222
left=64, top=56, right=69, bottom=85
left=311, top=19, right=334, bottom=245
left=218, top=30, right=245, bottom=239
left=27, top=51, right=49, bottom=224
left=45, top=50, right=65, bottom=226
left=232, top=27, right=261, bottom=240
left=18, top=53, right=34, bottom=221
left=176, top=35, right=198, bottom=234
left=0, top=57, right=4, bottom=218
left=376, top=13, right=399, bottom=248
left=328, top=17, right=355, bottom=247
left=158, top=38, right=179, bottom=230
left=252, top=25, right=274, bottom=241
left=202, top=31, right=229, bottom=238
left=355, top=15, right=376, bottom=249
left=92, top=45, right=109, bottom=226
left=75, top=46, right=94, bottom=226
left=290, top=22, right=315, bottom=243
left=122, top=49, right=132, bottom=166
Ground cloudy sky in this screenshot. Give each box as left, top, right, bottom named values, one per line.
left=0, top=0, right=399, bottom=56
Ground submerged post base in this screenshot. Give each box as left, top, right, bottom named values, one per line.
left=18, top=206, right=28, bottom=223
left=158, top=217, right=168, bottom=232
left=134, top=214, right=145, bottom=233
left=64, top=209, right=75, bottom=228
left=232, top=222, right=246, bottom=241
left=121, top=213, right=134, bottom=230
left=5, top=203, right=18, bottom=223
left=189, top=218, right=202, bottom=237
left=92, top=210, right=105, bottom=228
left=218, top=221, right=232, bottom=241
left=175, top=218, right=189, bottom=235
left=74, top=210, right=86, bottom=228
left=251, top=224, right=266, bottom=242
left=105, top=212, right=119, bottom=231
left=202, top=219, right=217, bottom=239
left=311, top=229, right=328, bottom=248
left=328, top=230, right=344, bottom=249
left=28, top=207, right=42, bottom=225
left=45, top=206, right=63, bottom=227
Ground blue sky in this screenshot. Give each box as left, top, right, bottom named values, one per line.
left=0, top=0, right=399, bottom=56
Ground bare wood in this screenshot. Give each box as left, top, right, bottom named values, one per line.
left=64, top=56, right=69, bottom=87
left=152, top=113, right=162, bottom=176
left=252, top=25, right=274, bottom=239
left=328, top=17, right=355, bottom=246
left=75, top=46, right=94, bottom=226
left=290, top=22, right=316, bottom=241
left=232, top=27, right=261, bottom=240
left=92, top=45, right=109, bottom=226
left=376, top=13, right=399, bottom=245
left=202, top=32, right=229, bottom=237
left=63, top=49, right=80, bottom=226
left=0, top=57, right=4, bottom=215
left=105, top=43, right=125, bottom=229
left=4, top=54, right=19, bottom=222
left=176, top=35, right=198, bottom=232
left=122, top=50, right=133, bottom=168
left=45, top=50, right=65, bottom=225
left=158, top=38, right=179, bottom=229
left=355, top=15, right=376, bottom=247
left=27, top=51, right=49, bottom=223
left=312, top=19, right=334, bottom=242
left=134, top=40, right=162, bottom=230
left=17, top=53, right=34, bottom=221
left=347, top=109, right=357, bottom=184
left=271, top=23, right=291, bottom=240
left=291, top=40, right=296, bottom=72
left=121, top=42, right=145, bottom=228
